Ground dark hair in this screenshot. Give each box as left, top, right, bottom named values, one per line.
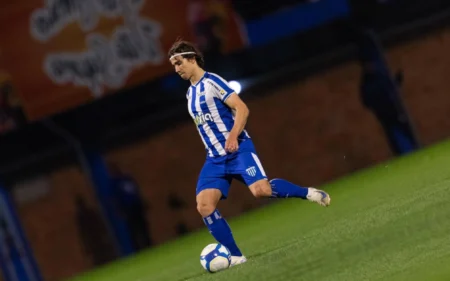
left=168, top=39, right=205, bottom=68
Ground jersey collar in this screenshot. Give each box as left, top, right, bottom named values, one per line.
left=193, top=71, right=207, bottom=87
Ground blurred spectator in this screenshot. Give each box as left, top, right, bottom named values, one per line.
left=187, top=0, right=227, bottom=58
left=356, top=28, right=420, bottom=156
left=108, top=163, right=152, bottom=251
left=0, top=71, right=26, bottom=134
left=75, top=195, right=117, bottom=266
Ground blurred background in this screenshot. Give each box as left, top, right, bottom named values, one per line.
left=0, top=0, right=449, bottom=280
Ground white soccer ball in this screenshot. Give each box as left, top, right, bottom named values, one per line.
left=200, top=243, right=231, bottom=273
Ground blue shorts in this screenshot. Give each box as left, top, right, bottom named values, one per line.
left=196, top=139, right=268, bottom=199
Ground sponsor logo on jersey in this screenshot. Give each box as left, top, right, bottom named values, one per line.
left=194, top=113, right=213, bottom=125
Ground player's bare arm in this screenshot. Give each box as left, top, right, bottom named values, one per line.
left=224, top=93, right=249, bottom=153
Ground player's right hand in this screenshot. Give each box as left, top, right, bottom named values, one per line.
left=225, top=136, right=239, bottom=153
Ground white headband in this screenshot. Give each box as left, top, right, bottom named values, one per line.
left=169, top=52, right=196, bottom=60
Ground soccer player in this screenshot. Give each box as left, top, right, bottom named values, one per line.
left=168, top=40, right=331, bottom=266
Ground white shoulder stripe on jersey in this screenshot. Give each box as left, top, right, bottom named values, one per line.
left=205, top=78, right=234, bottom=101
left=204, top=79, right=222, bottom=93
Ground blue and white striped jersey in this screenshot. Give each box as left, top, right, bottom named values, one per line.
left=187, top=72, right=250, bottom=157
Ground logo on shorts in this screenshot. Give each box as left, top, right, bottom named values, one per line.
left=246, top=166, right=257, bottom=177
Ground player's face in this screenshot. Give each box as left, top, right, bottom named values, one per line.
left=170, top=56, right=195, bottom=80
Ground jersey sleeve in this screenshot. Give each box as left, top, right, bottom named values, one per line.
left=206, top=74, right=235, bottom=102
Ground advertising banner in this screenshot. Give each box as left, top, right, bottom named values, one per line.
left=0, top=0, right=247, bottom=120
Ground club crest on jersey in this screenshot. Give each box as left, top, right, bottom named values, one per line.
left=194, top=113, right=213, bottom=125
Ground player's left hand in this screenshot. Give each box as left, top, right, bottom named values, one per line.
left=225, top=136, right=239, bottom=153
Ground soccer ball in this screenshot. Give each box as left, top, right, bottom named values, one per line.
left=200, top=243, right=231, bottom=273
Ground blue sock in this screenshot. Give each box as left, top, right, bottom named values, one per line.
left=270, top=178, right=309, bottom=199
left=203, top=209, right=242, bottom=256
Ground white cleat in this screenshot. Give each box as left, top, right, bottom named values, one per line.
left=307, top=188, right=331, bottom=206
left=230, top=255, right=247, bottom=267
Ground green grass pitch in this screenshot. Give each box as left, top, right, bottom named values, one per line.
left=68, top=140, right=450, bottom=281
